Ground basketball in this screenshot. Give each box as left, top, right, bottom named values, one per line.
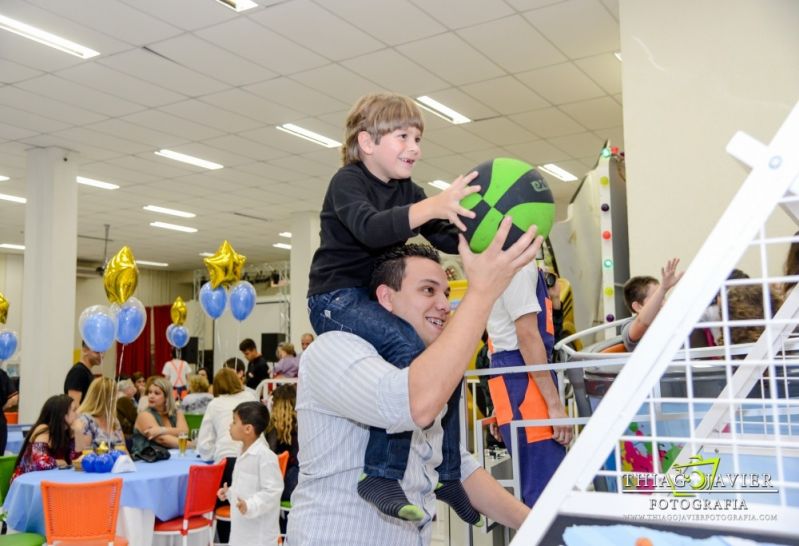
left=460, top=158, right=555, bottom=252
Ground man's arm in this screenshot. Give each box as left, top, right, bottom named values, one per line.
left=463, top=467, right=529, bottom=529
left=67, top=390, right=82, bottom=404
left=515, top=313, right=572, bottom=446
left=407, top=218, right=542, bottom=427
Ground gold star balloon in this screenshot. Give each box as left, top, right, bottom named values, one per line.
left=103, top=246, right=139, bottom=304
left=204, top=240, right=246, bottom=289
left=171, top=296, right=187, bottom=326
left=0, top=292, right=8, bottom=324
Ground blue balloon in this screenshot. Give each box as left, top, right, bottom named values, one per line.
left=82, top=452, right=97, bottom=473
left=166, top=324, right=189, bottom=349
left=116, top=297, right=146, bottom=345
left=95, top=453, right=114, bottom=473
left=229, top=281, right=256, bottom=321
left=79, top=306, right=116, bottom=352
left=0, top=330, right=18, bottom=361
left=199, top=282, right=227, bottom=319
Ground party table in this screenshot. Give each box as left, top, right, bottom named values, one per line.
left=4, top=450, right=209, bottom=546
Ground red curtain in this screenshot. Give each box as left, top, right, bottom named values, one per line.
left=115, top=309, right=152, bottom=377
left=152, top=305, right=173, bottom=376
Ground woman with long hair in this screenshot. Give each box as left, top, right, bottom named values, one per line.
left=12, top=395, right=77, bottom=480
left=133, top=376, right=188, bottom=450
left=265, top=383, right=298, bottom=502
left=72, top=377, right=125, bottom=452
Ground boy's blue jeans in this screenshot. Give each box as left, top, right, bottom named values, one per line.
left=308, top=287, right=462, bottom=481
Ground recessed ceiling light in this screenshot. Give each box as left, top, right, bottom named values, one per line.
left=154, top=149, right=223, bottom=170
left=76, top=176, right=119, bottom=190
left=0, top=193, right=26, bottom=204
left=0, top=243, right=24, bottom=250
left=278, top=232, right=292, bottom=238
left=415, top=96, right=471, bottom=125
left=214, top=0, right=258, bottom=12
left=136, top=260, right=169, bottom=267
left=428, top=180, right=451, bottom=191
left=0, top=175, right=9, bottom=182
left=150, top=221, right=197, bottom=233
left=273, top=243, right=292, bottom=250
left=276, top=124, right=341, bottom=148
left=0, top=13, right=99, bottom=59
left=143, top=205, right=196, bottom=218
left=539, top=163, right=578, bottom=182
left=614, top=51, right=623, bottom=62
left=199, top=252, right=214, bottom=257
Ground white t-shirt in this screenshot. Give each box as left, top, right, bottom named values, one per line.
left=161, top=358, right=189, bottom=388
left=487, top=262, right=542, bottom=352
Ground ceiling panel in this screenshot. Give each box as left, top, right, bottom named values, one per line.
left=464, top=117, right=539, bottom=146
left=118, top=0, right=239, bottom=31
left=342, top=49, right=448, bottom=96
left=524, top=0, right=619, bottom=59
left=321, top=0, right=446, bottom=46
left=513, top=107, right=586, bottom=138
left=245, top=78, right=349, bottom=116
left=0, top=59, right=42, bottom=84
left=0, top=104, right=69, bottom=134
left=199, top=89, right=302, bottom=126
left=85, top=119, right=187, bottom=149
left=396, top=33, right=505, bottom=86
left=516, top=62, right=606, bottom=105
left=504, top=139, right=572, bottom=165
left=548, top=131, right=607, bottom=158
left=461, top=76, right=549, bottom=115
left=410, top=0, right=515, bottom=29
left=574, top=52, right=622, bottom=95
left=0, top=86, right=107, bottom=126
left=121, top=110, right=224, bottom=142
left=159, top=100, right=265, bottom=134
left=16, top=75, right=146, bottom=117
left=559, top=96, right=622, bottom=130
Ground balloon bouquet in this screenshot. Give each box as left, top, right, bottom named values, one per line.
left=0, top=292, right=18, bottom=363
left=196, top=240, right=256, bottom=355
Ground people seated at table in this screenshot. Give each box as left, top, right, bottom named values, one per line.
left=273, top=342, right=299, bottom=378
left=116, top=378, right=138, bottom=450
left=131, top=371, right=146, bottom=404
left=133, top=376, right=189, bottom=451
left=0, top=363, right=18, bottom=454
left=73, top=377, right=125, bottom=452
left=265, top=384, right=298, bottom=505
left=12, top=394, right=77, bottom=481
left=181, top=374, right=213, bottom=414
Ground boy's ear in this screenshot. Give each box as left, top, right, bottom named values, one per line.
left=631, top=301, right=643, bottom=314
left=357, top=131, right=374, bottom=155
left=375, top=284, right=394, bottom=312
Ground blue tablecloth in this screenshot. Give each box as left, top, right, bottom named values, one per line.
left=3, top=450, right=207, bottom=535
left=6, top=430, right=24, bottom=453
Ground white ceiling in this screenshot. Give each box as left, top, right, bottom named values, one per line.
left=0, top=0, right=623, bottom=270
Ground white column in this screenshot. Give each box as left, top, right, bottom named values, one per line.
left=20, top=148, right=78, bottom=422
left=289, top=211, right=319, bottom=347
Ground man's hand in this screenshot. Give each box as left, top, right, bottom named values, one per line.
left=548, top=403, right=573, bottom=446
left=459, top=216, right=543, bottom=302
left=660, top=258, right=684, bottom=291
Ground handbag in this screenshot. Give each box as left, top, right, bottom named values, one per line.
left=132, top=442, right=170, bottom=463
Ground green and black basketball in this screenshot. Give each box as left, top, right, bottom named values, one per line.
left=460, top=158, right=555, bottom=252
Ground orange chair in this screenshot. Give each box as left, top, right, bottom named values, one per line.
left=40, top=477, right=127, bottom=545
left=213, top=451, right=290, bottom=545
left=154, top=461, right=225, bottom=546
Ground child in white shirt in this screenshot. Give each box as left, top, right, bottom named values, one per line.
left=217, top=401, right=283, bottom=545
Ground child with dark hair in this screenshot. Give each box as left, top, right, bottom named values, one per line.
left=217, top=401, right=283, bottom=546
left=621, top=258, right=683, bottom=351
left=13, top=395, right=78, bottom=481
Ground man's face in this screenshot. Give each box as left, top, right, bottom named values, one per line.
left=301, top=335, right=313, bottom=351
left=242, top=348, right=257, bottom=362
left=380, top=257, right=451, bottom=347
left=83, top=347, right=102, bottom=367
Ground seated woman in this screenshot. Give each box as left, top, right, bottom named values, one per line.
left=265, top=384, right=299, bottom=502
left=133, top=376, right=188, bottom=450
left=72, top=377, right=125, bottom=452
left=181, top=374, right=213, bottom=414
left=12, top=395, right=77, bottom=481
left=116, top=378, right=138, bottom=450
left=273, top=343, right=299, bottom=378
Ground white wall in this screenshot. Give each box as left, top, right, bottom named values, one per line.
left=621, top=0, right=799, bottom=277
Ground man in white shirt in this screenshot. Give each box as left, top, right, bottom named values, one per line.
left=161, top=350, right=189, bottom=397
left=288, top=218, right=539, bottom=545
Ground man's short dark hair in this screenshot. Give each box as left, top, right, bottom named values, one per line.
left=239, top=338, right=256, bottom=352
left=623, top=276, right=658, bottom=312
left=369, top=244, right=441, bottom=299
left=224, top=357, right=246, bottom=373
left=234, top=401, right=270, bottom=436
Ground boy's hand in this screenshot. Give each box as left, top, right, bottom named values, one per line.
left=217, top=483, right=229, bottom=501
left=430, top=171, right=480, bottom=230
left=661, top=258, right=684, bottom=291
left=236, top=498, right=248, bottom=515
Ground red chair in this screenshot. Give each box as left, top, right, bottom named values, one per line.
left=153, top=461, right=225, bottom=546
left=40, top=478, right=127, bottom=545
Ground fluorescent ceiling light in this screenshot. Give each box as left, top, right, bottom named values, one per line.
left=136, top=260, right=169, bottom=267
left=0, top=175, right=9, bottom=182
left=0, top=14, right=99, bottom=59
left=415, top=96, right=471, bottom=125
left=428, top=180, right=451, bottom=191
left=199, top=252, right=214, bottom=257
left=76, top=176, right=119, bottom=190
left=276, top=124, right=341, bottom=148
left=0, top=243, right=24, bottom=250
left=214, top=0, right=258, bottom=12
left=273, top=243, right=292, bottom=250
left=0, top=193, right=26, bottom=204
left=539, top=163, right=578, bottom=182
left=143, top=205, right=196, bottom=218
left=278, top=232, right=292, bottom=238
left=155, top=149, right=223, bottom=170
left=614, top=51, right=623, bottom=62
left=150, top=221, right=197, bottom=233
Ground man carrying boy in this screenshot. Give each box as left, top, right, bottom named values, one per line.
left=306, top=92, right=483, bottom=523
left=289, top=220, right=538, bottom=545
left=218, top=401, right=283, bottom=546
left=622, top=258, right=683, bottom=351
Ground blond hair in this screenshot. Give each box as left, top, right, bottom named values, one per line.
left=341, top=93, right=424, bottom=166
left=277, top=342, right=296, bottom=358
left=145, top=376, right=178, bottom=417
left=79, top=377, right=116, bottom=417
left=213, top=368, right=244, bottom=397
left=266, top=384, right=296, bottom=446
left=188, top=373, right=209, bottom=394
